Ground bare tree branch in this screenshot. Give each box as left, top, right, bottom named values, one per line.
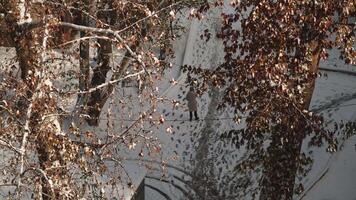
left=20, top=167, right=55, bottom=199
left=0, top=138, right=21, bottom=155
left=0, top=104, right=24, bottom=126
left=58, top=22, right=151, bottom=76
left=78, top=70, right=145, bottom=94
left=18, top=83, right=40, bottom=188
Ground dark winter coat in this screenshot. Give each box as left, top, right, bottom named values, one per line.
left=186, top=90, right=198, bottom=111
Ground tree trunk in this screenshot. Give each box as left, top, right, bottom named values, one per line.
left=260, top=42, right=321, bottom=200
left=86, top=37, right=111, bottom=125
left=2, top=2, right=71, bottom=198
left=14, top=25, right=57, bottom=200
left=86, top=1, right=116, bottom=126
left=76, top=0, right=91, bottom=109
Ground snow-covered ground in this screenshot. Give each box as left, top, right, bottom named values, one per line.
left=298, top=70, right=356, bottom=200
left=116, top=8, right=356, bottom=200
left=56, top=10, right=356, bottom=200
left=1, top=4, right=356, bottom=200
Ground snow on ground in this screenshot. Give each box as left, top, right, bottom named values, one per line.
left=65, top=8, right=356, bottom=200
left=1, top=4, right=356, bottom=200
left=299, top=72, right=356, bottom=200
left=302, top=135, right=356, bottom=200
left=120, top=9, right=356, bottom=200
left=302, top=136, right=356, bottom=200
left=96, top=7, right=356, bottom=200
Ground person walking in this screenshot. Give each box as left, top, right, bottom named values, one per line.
left=186, top=87, right=199, bottom=121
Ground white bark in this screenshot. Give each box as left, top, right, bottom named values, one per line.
left=17, top=0, right=32, bottom=24
left=78, top=70, right=145, bottom=94
left=18, top=88, right=36, bottom=187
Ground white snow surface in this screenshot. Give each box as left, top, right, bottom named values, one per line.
left=117, top=6, right=356, bottom=200
left=109, top=7, right=356, bottom=200
left=1, top=3, right=356, bottom=200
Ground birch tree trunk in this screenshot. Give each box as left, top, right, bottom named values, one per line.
left=2, top=2, right=72, bottom=199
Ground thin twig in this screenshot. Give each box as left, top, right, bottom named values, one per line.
left=78, top=70, right=145, bottom=94
left=20, top=167, right=55, bottom=199
left=0, top=105, right=24, bottom=126
left=0, top=139, right=21, bottom=155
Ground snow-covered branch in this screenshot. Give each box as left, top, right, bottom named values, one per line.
left=78, top=70, right=145, bottom=94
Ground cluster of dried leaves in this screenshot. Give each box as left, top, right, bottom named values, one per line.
left=186, top=0, right=355, bottom=199
left=0, top=0, right=207, bottom=199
